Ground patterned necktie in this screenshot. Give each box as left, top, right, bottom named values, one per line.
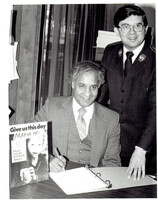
left=124, top=51, right=134, bottom=77
left=76, top=107, right=87, bottom=140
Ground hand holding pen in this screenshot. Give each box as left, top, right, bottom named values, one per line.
left=50, top=147, right=66, bottom=172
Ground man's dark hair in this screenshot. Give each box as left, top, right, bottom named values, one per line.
left=114, top=5, right=148, bottom=28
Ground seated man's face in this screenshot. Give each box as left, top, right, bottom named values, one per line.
left=72, top=70, right=99, bottom=107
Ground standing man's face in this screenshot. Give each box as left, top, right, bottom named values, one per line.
left=72, top=71, right=99, bottom=107
left=114, top=15, right=148, bottom=51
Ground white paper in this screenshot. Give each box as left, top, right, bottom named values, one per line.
left=96, top=30, right=120, bottom=48
left=92, top=167, right=157, bottom=189
left=50, top=167, right=108, bottom=195
left=50, top=166, right=157, bottom=195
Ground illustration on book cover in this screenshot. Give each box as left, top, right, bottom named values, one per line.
left=9, top=121, right=49, bottom=188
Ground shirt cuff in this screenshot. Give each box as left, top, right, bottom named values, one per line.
left=135, top=146, right=147, bottom=154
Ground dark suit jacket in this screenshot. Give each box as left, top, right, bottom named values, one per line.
left=100, top=41, right=156, bottom=158
left=34, top=96, right=121, bottom=167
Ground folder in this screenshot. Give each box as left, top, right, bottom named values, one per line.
left=49, top=166, right=156, bottom=195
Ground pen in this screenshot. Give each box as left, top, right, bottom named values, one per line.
left=54, top=147, right=65, bottom=171
left=54, top=147, right=61, bottom=158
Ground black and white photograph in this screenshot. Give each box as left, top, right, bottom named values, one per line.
left=1, top=1, right=156, bottom=199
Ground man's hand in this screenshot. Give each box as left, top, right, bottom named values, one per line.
left=50, top=155, right=66, bottom=172
left=127, top=147, right=146, bottom=180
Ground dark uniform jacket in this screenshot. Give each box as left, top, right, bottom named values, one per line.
left=100, top=41, right=156, bottom=162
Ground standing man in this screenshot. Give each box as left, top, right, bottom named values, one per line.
left=34, top=61, right=121, bottom=172
left=99, top=5, right=156, bottom=180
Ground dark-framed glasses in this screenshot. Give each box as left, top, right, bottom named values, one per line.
left=119, top=23, right=144, bottom=33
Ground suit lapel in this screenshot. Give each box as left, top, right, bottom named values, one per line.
left=90, top=103, right=107, bottom=167
left=124, top=43, right=148, bottom=82
left=124, top=55, right=146, bottom=82
left=112, top=43, right=148, bottom=82
left=115, top=47, right=124, bottom=78
left=58, top=97, right=73, bottom=155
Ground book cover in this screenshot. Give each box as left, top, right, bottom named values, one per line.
left=9, top=121, right=49, bottom=188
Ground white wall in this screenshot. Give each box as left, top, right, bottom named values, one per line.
left=135, top=3, right=156, bottom=27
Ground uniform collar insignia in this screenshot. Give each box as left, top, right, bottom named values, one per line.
left=138, top=54, right=146, bottom=62
left=118, top=49, right=122, bottom=57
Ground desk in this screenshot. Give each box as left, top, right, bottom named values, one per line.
left=10, top=162, right=157, bottom=199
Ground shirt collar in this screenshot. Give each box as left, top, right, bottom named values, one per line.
left=123, top=41, right=145, bottom=62
left=72, top=97, right=94, bottom=118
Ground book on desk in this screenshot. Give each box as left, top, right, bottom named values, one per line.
left=9, top=121, right=49, bottom=188
left=49, top=166, right=157, bottom=195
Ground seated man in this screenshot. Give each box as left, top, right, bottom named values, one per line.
left=34, top=61, right=121, bottom=172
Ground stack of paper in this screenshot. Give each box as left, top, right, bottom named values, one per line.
left=96, top=30, right=121, bottom=48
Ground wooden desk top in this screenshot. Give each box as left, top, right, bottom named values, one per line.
left=10, top=162, right=157, bottom=199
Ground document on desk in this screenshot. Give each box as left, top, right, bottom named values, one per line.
left=92, top=167, right=156, bottom=189
left=49, top=167, right=157, bottom=195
